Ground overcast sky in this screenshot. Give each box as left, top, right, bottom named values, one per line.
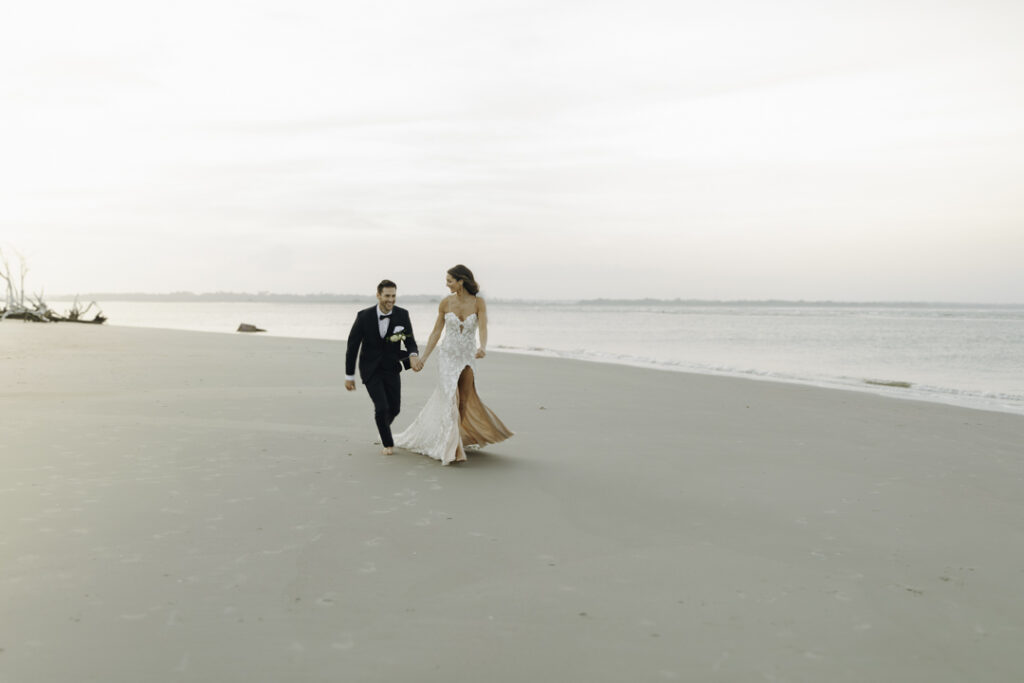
left=2, top=0, right=1022, bottom=301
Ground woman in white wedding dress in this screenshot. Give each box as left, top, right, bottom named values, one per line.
left=394, top=265, right=513, bottom=465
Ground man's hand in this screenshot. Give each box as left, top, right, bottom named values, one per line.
left=411, top=357, right=424, bottom=372
left=345, top=380, right=356, bottom=391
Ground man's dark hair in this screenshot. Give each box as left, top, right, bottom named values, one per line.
left=377, top=279, right=397, bottom=294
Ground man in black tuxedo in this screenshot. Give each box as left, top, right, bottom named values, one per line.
left=345, top=280, right=421, bottom=455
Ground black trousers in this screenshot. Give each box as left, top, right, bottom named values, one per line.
left=364, top=370, right=401, bottom=447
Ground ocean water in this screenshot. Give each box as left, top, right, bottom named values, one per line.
left=80, top=300, right=1024, bottom=416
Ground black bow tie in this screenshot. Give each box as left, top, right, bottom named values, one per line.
left=379, top=314, right=391, bottom=320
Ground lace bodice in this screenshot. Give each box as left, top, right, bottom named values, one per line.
left=437, top=312, right=478, bottom=393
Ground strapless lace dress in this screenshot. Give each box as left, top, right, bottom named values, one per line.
left=394, top=313, right=513, bottom=464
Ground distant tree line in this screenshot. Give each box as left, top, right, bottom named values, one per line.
left=48, top=292, right=447, bottom=303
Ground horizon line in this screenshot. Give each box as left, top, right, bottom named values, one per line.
left=46, top=292, right=1024, bottom=307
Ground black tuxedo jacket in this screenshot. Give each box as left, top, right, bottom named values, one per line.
left=345, top=305, right=419, bottom=382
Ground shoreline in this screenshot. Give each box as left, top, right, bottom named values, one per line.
left=493, top=344, right=1024, bottom=418
left=75, top=319, right=1024, bottom=418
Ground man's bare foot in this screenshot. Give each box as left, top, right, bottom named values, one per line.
left=381, top=447, right=394, bottom=455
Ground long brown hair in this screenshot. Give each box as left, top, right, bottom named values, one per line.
left=447, top=265, right=479, bottom=296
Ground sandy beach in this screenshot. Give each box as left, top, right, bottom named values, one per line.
left=2, top=323, right=1022, bottom=682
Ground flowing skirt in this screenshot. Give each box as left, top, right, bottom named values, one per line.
left=395, top=364, right=513, bottom=465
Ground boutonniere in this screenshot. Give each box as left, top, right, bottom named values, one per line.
left=387, top=332, right=407, bottom=343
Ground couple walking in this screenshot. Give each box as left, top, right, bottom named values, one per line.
left=345, top=265, right=513, bottom=465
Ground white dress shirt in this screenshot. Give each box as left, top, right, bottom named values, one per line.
left=377, top=305, right=391, bottom=338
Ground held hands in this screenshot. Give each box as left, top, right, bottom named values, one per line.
left=475, top=348, right=486, bottom=359
left=410, top=357, right=424, bottom=372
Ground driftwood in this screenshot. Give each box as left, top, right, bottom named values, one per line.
left=63, top=296, right=107, bottom=324
left=0, top=249, right=105, bottom=324
left=0, top=302, right=106, bottom=324
left=237, top=323, right=266, bottom=333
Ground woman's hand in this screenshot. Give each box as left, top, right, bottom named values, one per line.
left=475, top=348, right=486, bottom=359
